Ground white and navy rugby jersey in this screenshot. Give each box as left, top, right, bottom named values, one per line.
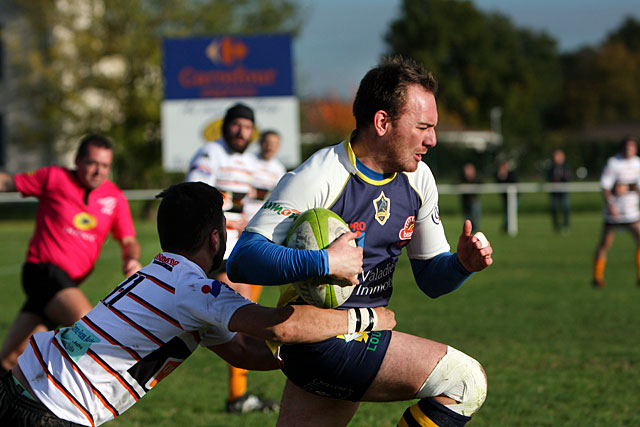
left=600, top=153, right=640, bottom=223
left=245, top=134, right=450, bottom=308
left=18, top=253, right=252, bottom=426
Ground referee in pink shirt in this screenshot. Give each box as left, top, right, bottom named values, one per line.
left=0, top=134, right=141, bottom=374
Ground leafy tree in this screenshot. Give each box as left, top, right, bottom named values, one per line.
left=385, top=0, right=562, bottom=147
left=5, top=0, right=303, bottom=188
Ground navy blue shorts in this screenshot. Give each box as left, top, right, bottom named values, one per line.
left=280, top=329, right=392, bottom=401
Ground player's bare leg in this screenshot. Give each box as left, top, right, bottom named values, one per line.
left=628, top=221, right=640, bottom=285
left=277, top=379, right=360, bottom=427
left=0, top=288, right=91, bottom=371
left=0, top=312, right=47, bottom=370
left=363, top=332, right=486, bottom=426
left=593, top=225, right=615, bottom=287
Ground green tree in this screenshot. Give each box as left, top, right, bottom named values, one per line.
left=5, top=0, right=303, bottom=188
left=385, top=0, right=562, bottom=147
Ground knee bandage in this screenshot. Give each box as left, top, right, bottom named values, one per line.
left=416, top=346, right=487, bottom=416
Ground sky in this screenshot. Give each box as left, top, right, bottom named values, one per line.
left=293, top=0, right=639, bottom=99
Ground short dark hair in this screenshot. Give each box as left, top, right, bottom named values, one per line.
left=76, top=134, right=113, bottom=159
left=156, top=182, right=224, bottom=255
left=620, top=135, right=638, bottom=151
left=259, top=129, right=279, bottom=144
left=352, top=56, right=438, bottom=130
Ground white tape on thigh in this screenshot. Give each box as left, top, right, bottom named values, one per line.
left=416, top=346, right=487, bottom=416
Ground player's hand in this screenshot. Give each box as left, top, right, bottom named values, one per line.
left=123, top=258, right=142, bottom=277
left=456, top=220, right=493, bottom=272
left=373, top=307, right=396, bottom=331
left=327, top=231, right=363, bottom=286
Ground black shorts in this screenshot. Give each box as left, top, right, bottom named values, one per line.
left=280, top=330, right=392, bottom=402
left=21, top=263, right=77, bottom=318
left=0, top=371, right=84, bottom=427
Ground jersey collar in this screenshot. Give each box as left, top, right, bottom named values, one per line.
left=344, top=131, right=397, bottom=186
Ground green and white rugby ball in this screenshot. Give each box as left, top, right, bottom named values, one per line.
left=285, top=208, right=356, bottom=308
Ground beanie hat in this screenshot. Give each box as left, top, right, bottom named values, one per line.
left=223, top=103, right=255, bottom=130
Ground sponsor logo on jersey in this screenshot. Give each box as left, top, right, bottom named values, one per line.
left=59, top=322, right=101, bottom=362
left=73, top=212, right=98, bottom=230
left=262, top=201, right=300, bottom=221
left=350, top=221, right=367, bottom=248
left=201, top=280, right=221, bottom=297
left=153, top=254, right=180, bottom=271
left=399, top=216, right=415, bottom=240
left=372, top=191, right=391, bottom=226
left=431, top=206, right=442, bottom=225
left=97, top=197, right=116, bottom=215
left=366, top=331, right=383, bottom=352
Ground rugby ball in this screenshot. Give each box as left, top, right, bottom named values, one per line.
left=285, top=208, right=356, bottom=308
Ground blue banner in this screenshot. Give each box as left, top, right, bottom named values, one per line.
left=163, top=34, right=294, bottom=99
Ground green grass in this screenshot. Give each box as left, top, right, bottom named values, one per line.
left=2, top=200, right=640, bottom=426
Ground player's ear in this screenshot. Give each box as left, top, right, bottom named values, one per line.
left=373, top=110, right=390, bottom=136
left=209, top=229, right=221, bottom=253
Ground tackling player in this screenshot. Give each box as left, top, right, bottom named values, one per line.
left=0, top=182, right=396, bottom=426
left=593, top=136, right=640, bottom=287
left=227, top=56, right=493, bottom=426
left=0, top=135, right=141, bottom=375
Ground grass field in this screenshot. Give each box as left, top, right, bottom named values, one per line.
left=1, top=192, right=640, bottom=426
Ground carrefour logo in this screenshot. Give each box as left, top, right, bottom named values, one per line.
left=206, top=37, right=248, bottom=66
left=73, top=212, right=97, bottom=230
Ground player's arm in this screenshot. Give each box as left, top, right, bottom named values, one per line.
left=227, top=231, right=361, bottom=286
left=0, top=172, right=16, bottom=192
left=227, top=303, right=396, bottom=344
left=207, top=333, right=280, bottom=371
left=118, top=236, right=142, bottom=276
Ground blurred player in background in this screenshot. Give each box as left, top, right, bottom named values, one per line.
left=185, top=104, right=278, bottom=413
left=228, top=56, right=492, bottom=427
left=243, top=130, right=287, bottom=219
left=592, top=136, right=640, bottom=288
left=0, top=134, right=141, bottom=374
left=546, top=148, right=571, bottom=233
left=0, top=182, right=396, bottom=426
left=459, top=162, right=482, bottom=232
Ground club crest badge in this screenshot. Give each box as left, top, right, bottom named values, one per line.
left=373, top=191, right=391, bottom=225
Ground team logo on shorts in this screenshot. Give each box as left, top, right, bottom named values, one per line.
left=372, top=191, right=391, bottom=226
left=73, top=212, right=97, bottom=230
left=399, top=216, right=415, bottom=240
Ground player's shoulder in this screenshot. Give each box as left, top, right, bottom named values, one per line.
left=292, top=141, right=351, bottom=177
left=403, top=161, right=436, bottom=197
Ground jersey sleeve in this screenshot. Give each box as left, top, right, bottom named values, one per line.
left=600, top=158, right=615, bottom=190
left=175, top=275, right=254, bottom=346
left=110, top=188, right=136, bottom=240
left=186, top=145, right=219, bottom=186
left=406, top=165, right=451, bottom=260
left=13, top=166, right=51, bottom=198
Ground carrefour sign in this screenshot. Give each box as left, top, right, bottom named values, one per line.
left=163, top=34, right=293, bottom=99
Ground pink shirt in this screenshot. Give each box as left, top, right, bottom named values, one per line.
left=14, top=166, right=136, bottom=283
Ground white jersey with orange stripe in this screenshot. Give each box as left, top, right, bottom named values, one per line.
left=600, top=153, right=640, bottom=224
left=17, top=253, right=253, bottom=426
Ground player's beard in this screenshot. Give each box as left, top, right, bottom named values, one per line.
left=209, top=233, right=226, bottom=275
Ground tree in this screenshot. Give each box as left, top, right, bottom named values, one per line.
left=5, top=0, right=303, bottom=188
left=385, top=0, right=562, bottom=146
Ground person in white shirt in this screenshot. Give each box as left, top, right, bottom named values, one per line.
left=1, top=182, right=396, bottom=426
left=593, top=136, right=640, bottom=288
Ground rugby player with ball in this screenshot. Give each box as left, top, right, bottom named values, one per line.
left=228, top=56, right=493, bottom=427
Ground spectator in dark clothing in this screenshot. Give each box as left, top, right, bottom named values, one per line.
left=546, top=149, right=571, bottom=233
left=460, top=163, right=482, bottom=232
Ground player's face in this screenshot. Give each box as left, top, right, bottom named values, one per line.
left=260, top=134, right=280, bottom=160
left=385, top=85, right=438, bottom=173
left=624, top=140, right=637, bottom=158
left=225, top=118, right=254, bottom=153
left=75, top=145, right=113, bottom=190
